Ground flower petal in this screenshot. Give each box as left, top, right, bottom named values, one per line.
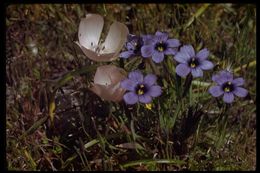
left=78, top=14, right=104, bottom=49
left=220, top=70, right=233, bottom=81
left=155, top=31, right=168, bottom=42
left=101, top=21, right=129, bottom=55
left=223, top=93, right=234, bottom=103
left=123, top=92, right=138, bottom=105
left=208, top=85, right=224, bottom=97
left=128, top=71, right=143, bottom=83
left=152, top=51, right=164, bottom=63
left=199, top=60, right=214, bottom=70
left=94, top=65, right=112, bottom=85
left=211, top=74, right=219, bottom=83
left=166, top=39, right=181, bottom=48
left=126, top=42, right=135, bottom=50
left=212, top=70, right=233, bottom=85
left=119, top=51, right=134, bottom=59
left=164, top=48, right=177, bottom=55
left=141, top=45, right=154, bottom=57
left=180, top=45, right=195, bottom=57
left=232, top=77, right=245, bottom=86
left=233, top=87, right=248, bottom=97
left=174, top=52, right=190, bottom=63
left=155, top=31, right=165, bottom=36
left=176, top=64, right=191, bottom=77
left=147, top=85, right=162, bottom=97
left=139, top=94, right=152, bottom=103
left=90, top=83, right=125, bottom=102
left=144, top=74, right=157, bottom=86
left=141, top=34, right=154, bottom=45
left=196, top=48, right=209, bottom=60
left=191, top=68, right=203, bottom=78
left=120, top=79, right=137, bottom=91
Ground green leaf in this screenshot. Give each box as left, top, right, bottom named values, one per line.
left=84, top=139, right=99, bottom=149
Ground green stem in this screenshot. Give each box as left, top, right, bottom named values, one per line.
left=147, top=58, right=160, bottom=75
left=216, top=104, right=229, bottom=148
left=171, top=101, right=182, bottom=130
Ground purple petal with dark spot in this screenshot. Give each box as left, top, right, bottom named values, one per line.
left=141, top=45, right=154, bottom=57
left=191, top=68, right=203, bottom=78
left=166, top=39, right=181, bottom=48
left=233, top=87, right=248, bottom=97
left=209, top=85, right=224, bottom=97
left=120, top=51, right=134, bottom=59
left=196, top=48, right=209, bottom=60
left=232, top=77, right=245, bottom=86
left=128, top=71, right=143, bottom=83
left=139, top=94, right=152, bottom=103
left=123, top=92, right=138, bottom=105
left=199, top=60, right=214, bottom=70
left=152, top=51, right=164, bottom=63
left=176, top=64, right=191, bottom=77
left=147, top=85, right=162, bottom=97
left=120, top=79, right=137, bottom=91
left=223, top=93, right=234, bottom=103
left=144, top=74, right=157, bottom=86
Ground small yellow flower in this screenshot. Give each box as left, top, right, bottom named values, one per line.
left=145, top=103, right=152, bottom=110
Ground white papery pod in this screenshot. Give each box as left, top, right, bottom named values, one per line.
left=76, top=13, right=129, bottom=62
left=90, top=65, right=127, bottom=102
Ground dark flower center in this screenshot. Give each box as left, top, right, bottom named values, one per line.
left=129, top=39, right=143, bottom=55
left=133, top=42, right=142, bottom=54
left=155, top=42, right=167, bottom=52
left=135, top=84, right=148, bottom=95
left=222, top=81, right=234, bottom=93
left=188, top=58, right=200, bottom=68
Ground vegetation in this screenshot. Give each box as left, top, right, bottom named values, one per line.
left=6, top=4, right=256, bottom=171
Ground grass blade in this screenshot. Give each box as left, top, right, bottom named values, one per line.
left=121, top=159, right=185, bottom=168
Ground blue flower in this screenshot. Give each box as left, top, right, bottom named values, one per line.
left=119, top=34, right=143, bottom=59
left=174, top=45, right=214, bottom=78
left=141, top=31, right=180, bottom=63
left=208, top=70, right=248, bottom=103
left=120, top=70, right=162, bottom=104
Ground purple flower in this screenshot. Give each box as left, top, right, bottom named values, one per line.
left=208, top=70, right=248, bottom=103
left=120, top=70, right=162, bottom=104
left=141, top=31, right=181, bottom=63
left=119, top=34, right=143, bottom=59
left=174, top=45, right=214, bottom=78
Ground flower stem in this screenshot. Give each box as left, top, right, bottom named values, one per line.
left=147, top=58, right=160, bottom=75
left=216, top=104, right=229, bottom=148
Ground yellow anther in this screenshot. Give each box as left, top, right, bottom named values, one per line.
left=138, top=89, right=144, bottom=95
left=224, top=87, right=230, bottom=92
left=157, top=46, right=164, bottom=52
left=190, top=63, right=196, bottom=68
left=137, top=84, right=145, bottom=95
